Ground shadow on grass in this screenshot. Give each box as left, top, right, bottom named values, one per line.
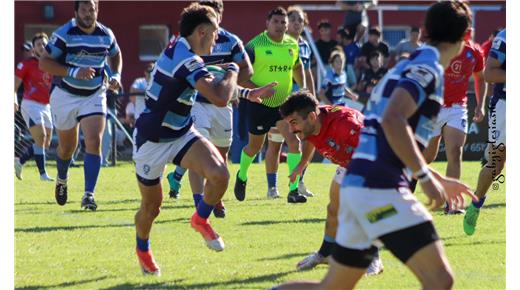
left=16, top=275, right=111, bottom=289
left=482, top=202, right=506, bottom=209
left=241, top=218, right=324, bottom=226
left=257, top=252, right=311, bottom=261
left=444, top=239, right=505, bottom=247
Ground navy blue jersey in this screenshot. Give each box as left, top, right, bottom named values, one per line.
left=345, top=45, right=444, bottom=189
left=196, top=27, right=247, bottom=103
left=46, top=18, right=119, bottom=96
left=135, top=37, right=212, bottom=142
left=490, top=29, right=506, bottom=105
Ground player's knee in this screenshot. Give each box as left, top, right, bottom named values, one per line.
left=445, top=144, right=463, bottom=161
left=423, top=268, right=454, bottom=290
left=84, top=136, right=102, bottom=151
left=142, top=202, right=162, bottom=220
left=206, top=164, right=229, bottom=187
left=285, top=135, right=300, bottom=152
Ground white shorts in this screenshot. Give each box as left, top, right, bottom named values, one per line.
left=191, top=102, right=232, bottom=147
left=20, top=99, right=52, bottom=129
left=336, top=186, right=432, bottom=250
left=132, top=126, right=202, bottom=181
left=50, top=86, right=107, bottom=130
left=488, top=99, right=506, bottom=146
left=333, top=166, right=347, bottom=185
left=432, top=105, right=468, bottom=136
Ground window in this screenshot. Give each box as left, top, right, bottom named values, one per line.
left=24, top=24, right=58, bottom=41
left=139, top=25, right=170, bottom=61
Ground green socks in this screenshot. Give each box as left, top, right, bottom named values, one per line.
left=238, top=150, right=256, bottom=182
left=287, top=152, right=302, bottom=191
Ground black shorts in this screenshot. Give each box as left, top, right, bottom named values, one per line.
left=247, top=100, right=282, bottom=135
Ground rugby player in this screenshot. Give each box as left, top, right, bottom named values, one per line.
left=14, top=33, right=54, bottom=181
left=274, top=2, right=476, bottom=289
left=40, top=0, right=122, bottom=210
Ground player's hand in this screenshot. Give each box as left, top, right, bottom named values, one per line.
left=248, top=82, right=278, bottom=103
left=419, top=175, right=446, bottom=211
left=473, top=107, right=485, bottom=123
left=434, top=172, right=478, bottom=212
left=108, top=77, right=122, bottom=92
left=348, top=92, right=359, bottom=101
left=289, top=163, right=306, bottom=184
left=76, top=67, right=96, bottom=80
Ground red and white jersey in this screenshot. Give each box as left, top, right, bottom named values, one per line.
left=306, top=105, right=364, bottom=168
left=443, top=41, right=484, bottom=107
left=15, top=57, right=52, bottom=104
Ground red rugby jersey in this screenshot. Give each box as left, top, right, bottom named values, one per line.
left=443, top=41, right=484, bottom=107
left=15, top=57, right=52, bottom=104
left=306, top=105, right=364, bottom=168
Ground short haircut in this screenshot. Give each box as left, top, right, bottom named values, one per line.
left=145, top=62, right=155, bottom=73
left=199, top=0, right=223, bottom=15
left=287, top=5, right=308, bottom=26
left=410, top=27, right=420, bottom=33
left=337, top=28, right=349, bottom=40
left=368, top=27, right=381, bottom=37
left=317, top=19, right=331, bottom=29
left=368, top=50, right=381, bottom=60
left=280, top=91, right=319, bottom=119
left=32, top=32, right=49, bottom=46
left=74, top=0, right=97, bottom=12
left=425, top=1, right=471, bottom=44
left=493, top=28, right=502, bottom=37
left=267, top=6, right=287, bottom=20
left=179, top=3, right=218, bottom=37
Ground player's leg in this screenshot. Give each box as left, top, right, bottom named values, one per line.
left=53, top=126, right=79, bottom=205
left=235, top=132, right=265, bottom=201
left=265, top=128, right=283, bottom=199
left=423, top=135, right=442, bottom=165
left=212, top=145, right=230, bottom=218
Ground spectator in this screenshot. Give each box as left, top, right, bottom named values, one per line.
left=314, top=19, right=338, bottom=66
left=125, top=94, right=136, bottom=128
left=337, top=0, right=376, bottom=43
left=393, top=26, right=423, bottom=62
left=319, top=49, right=359, bottom=105
left=359, top=26, right=389, bottom=68
left=338, top=29, right=360, bottom=87
left=129, top=62, right=154, bottom=121
left=357, top=51, right=387, bottom=95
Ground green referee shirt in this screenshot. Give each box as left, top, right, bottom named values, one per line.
left=246, top=31, right=300, bottom=108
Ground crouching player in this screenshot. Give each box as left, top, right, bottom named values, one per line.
left=280, top=91, right=383, bottom=275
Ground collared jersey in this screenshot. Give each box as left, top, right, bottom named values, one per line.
left=489, top=29, right=506, bottom=105
left=345, top=45, right=444, bottom=189
left=45, top=18, right=120, bottom=96
left=306, top=105, right=364, bottom=168
left=15, top=57, right=52, bottom=104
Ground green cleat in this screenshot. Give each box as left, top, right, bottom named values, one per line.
left=167, top=172, right=182, bottom=199
left=463, top=204, right=481, bottom=236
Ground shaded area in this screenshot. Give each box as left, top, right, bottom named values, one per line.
left=241, top=218, right=324, bottom=226
left=16, top=275, right=111, bottom=290
left=257, top=252, right=311, bottom=262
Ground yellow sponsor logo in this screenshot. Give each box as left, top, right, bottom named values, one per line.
left=366, top=204, right=398, bottom=224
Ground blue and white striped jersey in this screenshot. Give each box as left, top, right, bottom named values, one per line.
left=45, top=18, right=120, bottom=96
left=321, top=68, right=348, bottom=105
left=489, top=29, right=506, bottom=105
left=292, top=37, right=311, bottom=92
left=135, top=37, right=212, bottom=143
left=344, top=45, right=444, bottom=189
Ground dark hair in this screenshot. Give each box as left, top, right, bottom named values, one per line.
left=368, top=27, right=381, bottom=37
left=199, top=0, right=223, bottom=15
left=280, top=91, right=319, bottom=119
left=368, top=50, right=381, bottom=60
left=145, top=62, right=155, bottom=73
left=74, top=0, right=97, bottom=12
left=32, top=32, right=49, bottom=46
left=267, top=6, right=287, bottom=20
left=287, top=5, right=308, bottom=26
left=493, top=28, right=502, bottom=37
left=179, top=3, right=218, bottom=37
left=317, top=19, right=331, bottom=29
left=425, top=1, right=471, bottom=44
left=411, top=27, right=420, bottom=33
left=337, top=28, right=349, bottom=40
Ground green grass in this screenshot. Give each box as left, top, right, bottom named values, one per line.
left=15, top=161, right=505, bottom=289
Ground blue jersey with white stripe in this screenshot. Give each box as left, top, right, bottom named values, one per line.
left=345, top=45, right=444, bottom=189
left=135, top=37, right=212, bottom=143
left=321, top=68, right=347, bottom=105
left=292, top=37, right=311, bottom=92
left=197, top=27, right=247, bottom=103
left=489, top=29, right=506, bottom=105
left=45, top=19, right=119, bottom=96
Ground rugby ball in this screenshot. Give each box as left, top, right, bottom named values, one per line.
left=207, top=65, right=239, bottom=101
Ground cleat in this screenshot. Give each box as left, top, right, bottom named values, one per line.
left=167, top=172, right=181, bottom=199
left=366, top=256, right=384, bottom=276
left=213, top=200, right=226, bottom=218
left=190, top=212, right=225, bottom=251
left=81, top=193, right=98, bottom=211
left=40, top=173, right=55, bottom=182
left=287, top=189, right=307, bottom=203
left=15, top=157, right=23, bottom=180
left=55, top=179, right=68, bottom=206
left=463, top=203, right=480, bottom=236
left=296, top=252, right=328, bottom=271
left=136, top=248, right=161, bottom=276
left=267, top=187, right=281, bottom=199
left=234, top=171, right=247, bottom=201
left=298, top=181, right=314, bottom=197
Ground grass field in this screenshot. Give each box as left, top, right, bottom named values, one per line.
left=15, top=161, right=505, bottom=289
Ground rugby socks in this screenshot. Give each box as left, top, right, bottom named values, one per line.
left=19, top=144, right=34, bottom=165
left=318, top=234, right=336, bottom=257
left=173, top=166, right=187, bottom=182
left=32, top=144, right=46, bottom=175
left=287, top=152, right=302, bottom=191
left=196, top=199, right=214, bottom=219
left=56, top=156, right=72, bottom=180
left=472, top=196, right=487, bottom=208
left=136, top=235, right=150, bottom=252
left=238, top=150, right=256, bottom=182
left=267, top=173, right=277, bottom=189
left=84, top=153, right=101, bottom=194
left=300, top=168, right=307, bottom=182
left=193, top=193, right=204, bottom=208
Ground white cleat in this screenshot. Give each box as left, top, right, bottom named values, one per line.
left=206, top=236, right=225, bottom=252
left=298, top=181, right=314, bottom=197
left=296, top=252, right=328, bottom=271
left=15, top=157, right=23, bottom=180
left=267, top=187, right=281, bottom=199
left=366, top=256, right=384, bottom=276
left=40, top=174, right=55, bottom=182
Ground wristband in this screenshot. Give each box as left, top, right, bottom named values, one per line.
left=67, top=67, right=80, bottom=78
left=418, top=172, right=431, bottom=183
left=111, top=72, right=121, bottom=83
left=238, top=88, right=251, bottom=99
left=226, top=63, right=239, bottom=74
left=414, top=165, right=429, bottom=179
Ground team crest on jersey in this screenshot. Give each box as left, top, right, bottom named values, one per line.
left=185, top=58, right=204, bottom=72
left=404, top=65, right=436, bottom=88
left=143, top=164, right=151, bottom=175
left=49, top=35, right=57, bottom=45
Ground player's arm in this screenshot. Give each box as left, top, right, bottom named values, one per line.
left=293, top=60, right=306, bottom=89
left=472, top=70, right=487, bottom=122
left=39, top=52, right=95, bottom=80
left=240, top=44, right=260, bottom=89
left=14, top=76, right=22, bottom=112
left=483, top=56, right=505, bottom=84
left=289, top=141, right=315, bottom=183
left=107, top=51, right=123, bottom=91
left=345, top=86, right=359, bottom=101
left=194, top=64, right=238, bottom=107
left=305, top=67, right=316, bottom=96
